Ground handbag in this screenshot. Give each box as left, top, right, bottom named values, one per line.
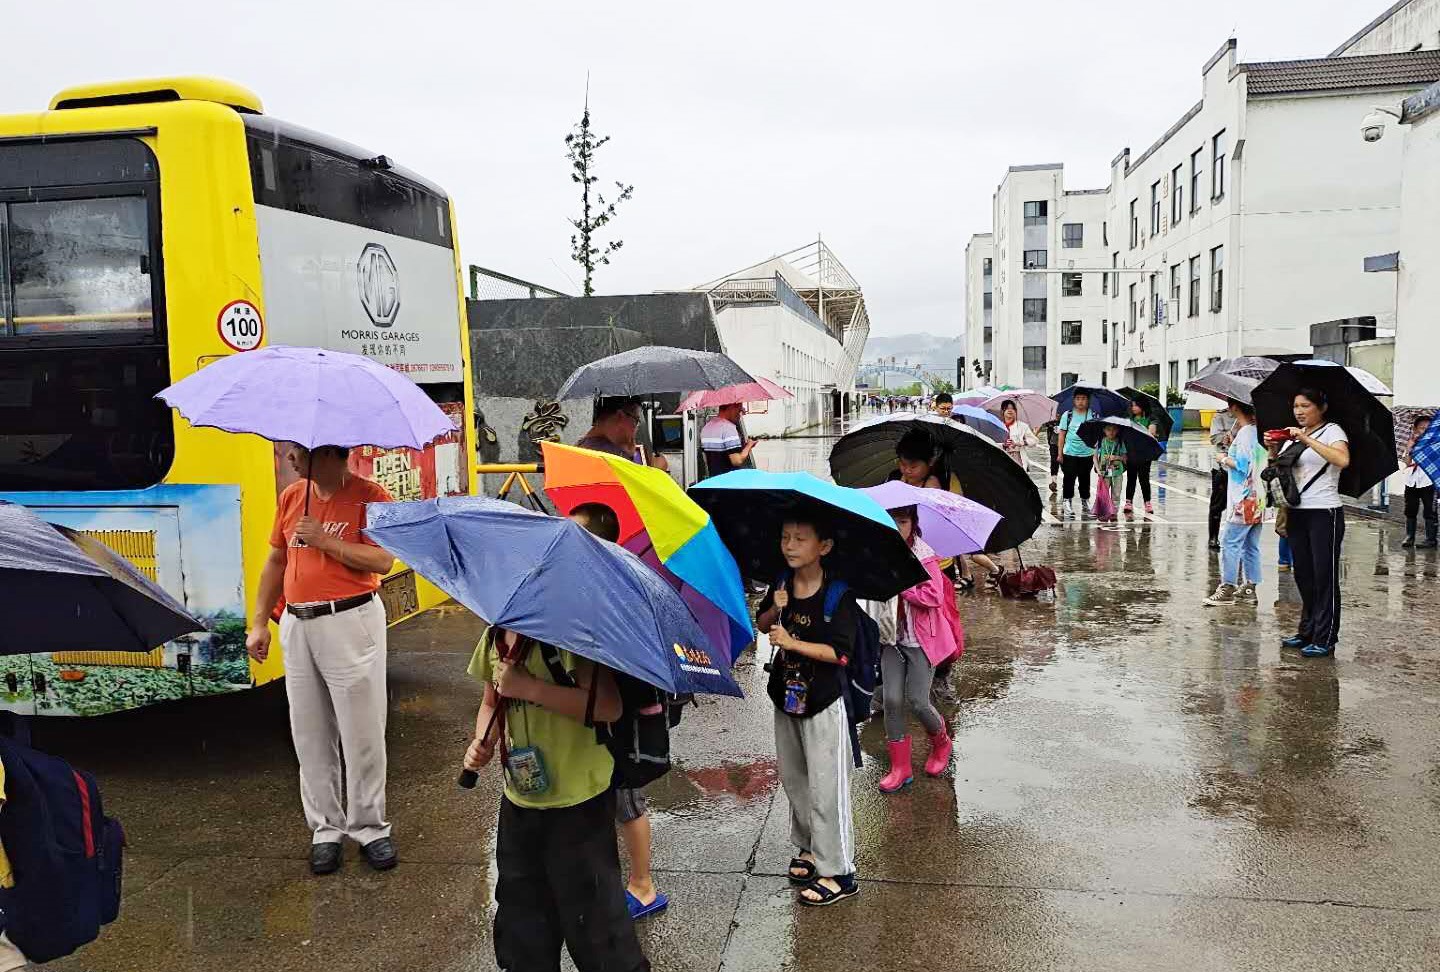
left=998, top=551, right=1057, bottom=599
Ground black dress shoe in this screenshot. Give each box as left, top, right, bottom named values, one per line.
left=310, top=841, right=343, bottom=875
left=361, top=836, right=398, bottom=871
left=1280, top=635, right=1308, bottom=649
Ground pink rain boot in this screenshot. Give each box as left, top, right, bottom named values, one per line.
left=924, top=729, right=952, bottom=776
left=878, top=737, right=913, bottom=793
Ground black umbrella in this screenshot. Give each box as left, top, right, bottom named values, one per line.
left=688, top=470, right=927, bottom=601
left=1117, top=387, right=1174, bottom=440
left=1051, top=382, right=1129, bottom=418
left=0, top=501, right=206, bottom=656
left=556, top=346, right=757, bottom=400
left=828, top=413, right=1042, bottom=552
left=1252, top=360, right=1397, bottom=497
left=1077, top=417, right=1164, bottom=464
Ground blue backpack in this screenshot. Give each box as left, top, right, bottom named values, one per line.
left=774, top=573, right=882, bottom=768
left=0, top=737, right=124, bottom=964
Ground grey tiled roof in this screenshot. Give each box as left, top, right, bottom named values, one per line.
left=1240, top=50, right=1440, bottom=96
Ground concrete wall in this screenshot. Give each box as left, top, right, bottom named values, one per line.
left=1335, top=0, right=1440, bottom=56
left=1393, top=90, right=1440, bottom=407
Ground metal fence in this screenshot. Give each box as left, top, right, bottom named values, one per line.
left=468, top=265, right=571, bottom=301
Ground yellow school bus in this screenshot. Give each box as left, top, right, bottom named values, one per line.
left=0, top=77, right=474, bottom=716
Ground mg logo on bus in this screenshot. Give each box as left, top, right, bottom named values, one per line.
left=357, top=243, right=400, bottom=326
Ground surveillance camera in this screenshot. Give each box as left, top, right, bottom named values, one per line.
left=1361, top=108, right=1396, bottom=143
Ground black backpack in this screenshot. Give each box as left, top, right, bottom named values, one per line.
left=773, top=572, right=882, bottom=768
left=1260, top=428, right=1331, bottom=508
left=539, top=644, right=686, bottom=789
left=0, top=737, right=124, bottom=964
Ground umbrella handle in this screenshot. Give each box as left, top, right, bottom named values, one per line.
left=459, top=698, right=504, bottom=790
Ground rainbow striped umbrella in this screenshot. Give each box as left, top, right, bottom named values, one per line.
left=541, top=442, right=753, bottom=663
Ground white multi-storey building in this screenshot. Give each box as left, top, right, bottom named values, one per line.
left=1333, top=0, right=1440, bottom=57
left=967, top=32, right=1440, bottom=402
left=984, top=166, right=1110, bottom=394
left=961, top=233, right=992, bottom=390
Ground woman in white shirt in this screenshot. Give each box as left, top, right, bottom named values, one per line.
left=1275, top=387, right=1351, bottom=659
left=998, top=400, right=1037, bottom=468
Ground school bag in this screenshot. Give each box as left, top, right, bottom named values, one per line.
left=773, top=571, right=881, bottom=768
left=0, top=736, right=124, bottom=964
left=538, top=644, right=686, bottom=789
left=1260, top=427, right=1331, bottom=508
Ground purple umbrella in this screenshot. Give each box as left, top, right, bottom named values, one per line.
left=156, top=345, right=454, bottom=449
left=861, top=480, right=1003, bottom=557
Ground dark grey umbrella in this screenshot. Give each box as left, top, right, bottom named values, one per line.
left=556, top=346, right=757, bottom=400
left=1077, top=417, right=1164, bottom=463
left=0, top=501, right=205, bottom=656
left=1185, top=357, right=1276, bottom=404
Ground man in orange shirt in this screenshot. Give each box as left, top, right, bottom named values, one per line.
left=246, top=444, right=397, bottom=876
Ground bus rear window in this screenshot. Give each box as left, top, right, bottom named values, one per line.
left=2, top=196, right=155, bottom=337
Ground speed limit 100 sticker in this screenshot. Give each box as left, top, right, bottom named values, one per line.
left=217, top=300, right=264, bottom=351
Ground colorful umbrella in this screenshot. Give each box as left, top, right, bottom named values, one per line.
left=1393, top=406, right=1438, bottom=462
left=689, top=469, right=927, bottom=601
left=541, top=441, right=752, bottom=663
left=1409, top=416, right=1440, bottom=488
left=677, top=377, right=793, bottom=412
left=1077, top=417, right=1164, bottom=464
left=364, top=496, right=742, bottom=698
left=859, top=481, right=1003, bottom=557
left=1, top=500, right=207, bottom=656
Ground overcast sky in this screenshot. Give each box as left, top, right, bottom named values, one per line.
left=9, top=1, right=1380, bottom=337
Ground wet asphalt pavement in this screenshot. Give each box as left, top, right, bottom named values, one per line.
left=35, top=422, right=1440, bottom=971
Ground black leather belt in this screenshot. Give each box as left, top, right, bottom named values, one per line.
left=286, top=593, right=375, bottom=620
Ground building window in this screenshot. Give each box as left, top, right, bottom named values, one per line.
left=1101, top=318, right=1108, bottom=344
left=1190, top=148, right=1203, bottom=214
left=1210, top=245, right=1225, bottom=312
left=1208, top=355, right=1221, bottom=366
left=1102, top=221, right=1109, bottom=246
left=1060, top=371, right=1079, bottom=388
left=1062, top=223, right=1083, bottom=248
left=1102, top=266, right=1109, bottom=296
left=1128, top=283, right=1138, bottom=331
left=1150, top=181, right=1161, bottom=235
left=984, top=326, right=993, bottom=344
left=1212, top=130, right=1226, bottom=200
left=1111, top=252, right=1119, bottom=296
left=1023, top=298, right=1047, bottom=323
left=1171, top=164, right=1183, bottom=224
left=1061, top=321, right=1083, bottom=345
left=1169, top=360, right=1179, bottom=394
left=1169, top=263, right=1182, bottom=321
left=1186, top=357, right=1199, bottom=379
left=982, top=292, right=992, bottom=310
left=1062, top=273, right=1082, bottom=297
left=1148, top=273, right=1159, bottom=327
left=982, top=257, right=992, bottom=275
left=1188, top=256, right=1200, bottom=317
left=1129, top=199, right=1138, bottom=248
left=1023, top=200, right=1048, bottom=226
left=1023, top=249, right=1047, bottom=269
left=1112, top=324, right=1120, bottom=367
left=1023, top=346, right=1047, bottom=370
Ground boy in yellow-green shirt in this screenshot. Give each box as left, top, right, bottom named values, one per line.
left=462, top=506, right=651, bottom=972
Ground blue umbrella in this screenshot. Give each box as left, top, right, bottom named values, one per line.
left=1052, top=382, right=1129, bottom=418
left=950, top=404, right=1008, bottom=444
left=1409, top=416, right=1440, bottom=487
left=0, top=501, right=205, bottom=656
left=688, top=469, right=927, bottom=600
left=363, top=496, right=742, bottom=698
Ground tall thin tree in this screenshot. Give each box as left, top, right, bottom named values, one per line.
left=565, top=86, right=633, bottom=297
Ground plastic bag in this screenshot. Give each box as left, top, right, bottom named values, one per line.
left=1093, top=478, right=1116, bottom=519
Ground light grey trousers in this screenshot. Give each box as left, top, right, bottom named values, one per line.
left=773, top=699, right=854, bottom=877
left=881, top=643, right=944, bottom=742
left=280, top=596, right=390, bottom=845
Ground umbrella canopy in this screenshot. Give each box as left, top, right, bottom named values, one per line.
left=1393, top=406, right=1438, bottom=462
left=950, top=404, right=1008, bottom=444
left=364, top=496, right=742, bottom=698
left=828, top=414, right=1042, bottom=551
left=1411, top=419, right=1440, bottom=487
left=688, top=469, right=927, bottom=601
left=1117, top=386, right=1174, bottom=440
left=1077, top=417, right=1164, bottom=464
left=540, top=441, right=753, bottom=663
left=0, top=501, right=205, bottom=656
left=859, top=481, right=1003, bottom=557
left=1051, top=382, right=1129, bottom=418
left=155, top=345, right=454, bottom=450
left=954, top=385, right=1006, bottom=405
left=557, top=346, right=756, bottom=401
left=1252, top=359, right=1398, bottom=497
left=976, top=390, right=1056, bottom=429
left=1184, top=357, right=1270, bottom=404
left=677, top=376, right=793, bottom=412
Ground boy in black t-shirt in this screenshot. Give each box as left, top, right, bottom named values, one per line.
left=756, top=514, right=859, bottom=906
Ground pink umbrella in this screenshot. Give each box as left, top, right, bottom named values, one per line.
left=977, top=390, right=1056, bottom=428
left=677, top=376, right=794, bottom=412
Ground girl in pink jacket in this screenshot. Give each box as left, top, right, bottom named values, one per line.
left=876, top=506, right=956, bottom=792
